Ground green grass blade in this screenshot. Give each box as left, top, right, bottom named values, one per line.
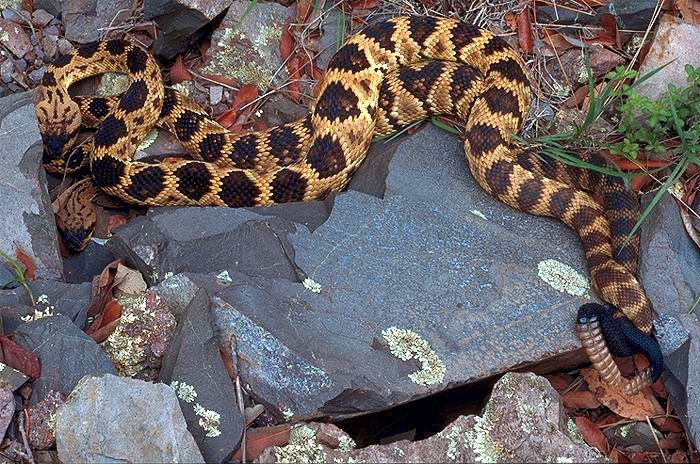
left=431, top=117, right=462, bottom=135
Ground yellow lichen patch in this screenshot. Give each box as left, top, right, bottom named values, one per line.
left=537, top=259, right=589, bottom=296
left=273, top=425, right=326, bottom=463
left=302, top=277, right=322, bottom=293
left=381, top=327, right=446, bottom=386
left=170, top=381, right=197, bottom=403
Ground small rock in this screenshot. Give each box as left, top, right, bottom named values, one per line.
left=209, top=84, right=223, bottom=105
left=160, top=289, right=245, bottom=461
left=259, top=93, right=307, bottom=127
left=1, top=8, right=22, bottom=22
left=635, top=15, right=700, bottom=102
left=29, top=32, right=38, bottom=46
left=0, top=279, right=91, bottom=332
left=23, top=50, right=35, bottom=61
left=203, top=0, right=292, bottom=90
left=41, top=36, right=58, bottom=60
left=257, top=373, right=604, bottom=463
left=43, top=24, right=59, bottom=38
left=28, top=390, right=66, bottom=450
left=101, top=287, right=177, bottom=379
left=56, top=38, right=73, bottom=55
left=604, top=422, right=660, bottom=451
left=0, top=92, right=63, bottom=279
left=13, top=57, right=26, bottom=72
left=62, top=0, right=133, bottom=43
left=29, top=66, right=45, bottom=82
left=145, top=0, right=235, bottom=59
left=13, top=314, right=116, bottom=405
left=31, top=9, right=54, bottom=27
left=315, top=8, right=343, bottom=70
left=63, top=241, right=116, bottom=283
left=55, top=374, right=205, bottom=463
left=0, top=363, right=28, bottom=391
left=0, top=389, right=14, bottom=441
left=0, top=58, right=13, bottom=83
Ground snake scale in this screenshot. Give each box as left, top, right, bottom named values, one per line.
left=35, top=15, right=663, bottom=393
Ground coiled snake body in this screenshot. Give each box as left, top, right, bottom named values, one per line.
left=35, top=16, right=662, bottom=392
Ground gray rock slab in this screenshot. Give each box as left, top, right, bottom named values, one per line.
left=13, top=314, right=116, bottom=405
left=0, top=280, right=91, bottom=332
left=145, top=0, right=234, bottom=59
left=107, top=201, right=332, bottom=286
left=137, top=125, right=611, bottom=420
left=160, top=289, right=244, bottom=462
left=640, top=192, right=700, bottom=448
left=55, top=374, right=204, bottom=463
left=0, top=91, right=62, bottom=280
left=62, top=241, right=115, bottom=284
left=635, top=15, right=700, bottom=103
left=203, top=0, right=292, bottom=90
left=62, top=0, right=133, bottom=44
left=257, top=372, right=604, bottom=463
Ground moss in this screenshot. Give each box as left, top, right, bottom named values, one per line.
left=96, top=73, right=130, bottom=96
left=273, top=425, right=326, bottom=463
left=337, top=436, right=356, bottom=453
left=381, top=327, right=446, bottom=386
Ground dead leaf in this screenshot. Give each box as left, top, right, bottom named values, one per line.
left=280, top=19, right=295, bottom=62
left=581, top=367, right=664, bottom=420
left=574, top=416, right=609, bottom=454
left=216, top=84, right=259, bottom=129
left=170, top=55, right=192, bottom=84
left=609, top=449, right=631, bottom=463
left=286, top=55, right=303, bottom=102
left=114, top=263, right=147, bottom=295
left=516, top=8, right=533, bottom=54
left=658, top=435, right=685, bottom=450
left=586, top=13, right=620, bottom=47
left=232, top=425, right=291, bottom=461
left=675, top=0, right=700, bottom=24
left=14, top=246, right=35, bottom=280
left=86, top=299, right=122, bottom=342
left=653, top=416, right=685, bottom=433
left=562, top=390, right=602, bottom=409
left=544, top=373, right=574, bottom=391
left=667, top=450, right=689, bottom=463
left=0, top=336, right=40, bottom=380
left=350, top=0, right=378, bottom=9
left=296, top=0, right=313, bottom=23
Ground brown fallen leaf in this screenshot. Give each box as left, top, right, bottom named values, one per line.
left=574, top=416, right=609, bottom=454
left=216, top=84, right=259, bottom=129
left=516, top=7, right=534, bottom=54
left=561, top=390, right=602, bottom=409
left=676, top=0, right=700, bottom=24
left=581, top=367, right=664, bottom=420
left=658, top=435, right=685, bottom=450
left=296, top=0, right=313, bottom=23
left=0, top=335, right=40, bottom=380
left=286, top=55, right=303, bottom=102
left=609, top=448, right=631, bottom=463
left=232, top=424, right=291, bottom=462
left=280, top=19, right=295, bottom=62
left=170, top=55, right=192, bottom=84
left=14, top=245, right=36, bottom=280
left=86, top=299, right=122, bottom=343
left=653, top=416, right=685, bottom=434
left=113, top=263, right=147, bottom=295
left=544, top=373, right=574, bottom=391
left=667, top=450, right=689, bottom=463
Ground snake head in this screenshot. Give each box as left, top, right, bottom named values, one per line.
left=34, top=86, right=82, bottom=163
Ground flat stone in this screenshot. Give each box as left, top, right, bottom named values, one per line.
left=160, top=289, right=244, bottom=462
left=55, top=374, right=204, bottom=463
left=0, top=92, right=62, bottom=280
left=256, top=372, right=604, bottom=463
left=28, top=390, right=65, bottom=449
left=0, top=280, right=91, bottom=332
left=635, top=15, right=700, bottom=102
left=604, top=422, right=660, bottom=451
left=640, top=193, right=700, bottom=448
left=537, top=0, right=656, bottom=30
left=31, top=9, right=54, bottom=27
left=203, top=0, right=292, bottom=90
left=145, top=0, right=234, bottom=60
left=62, top=0, right=132, bottom=44
left=13, top=314, right=116, bottom=405
left=62, top=241, right=116, bottom=284
left=0, top=389, right=13, bottom=442
left=0, top=362, right=28, bottom=391
left=0, top=18, right=32, bottom=58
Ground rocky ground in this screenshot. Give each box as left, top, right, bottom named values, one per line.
left=0, top=0, right=698, bottom=462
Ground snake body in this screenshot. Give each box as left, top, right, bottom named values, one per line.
left=35, top=16, right=662, bottom=390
